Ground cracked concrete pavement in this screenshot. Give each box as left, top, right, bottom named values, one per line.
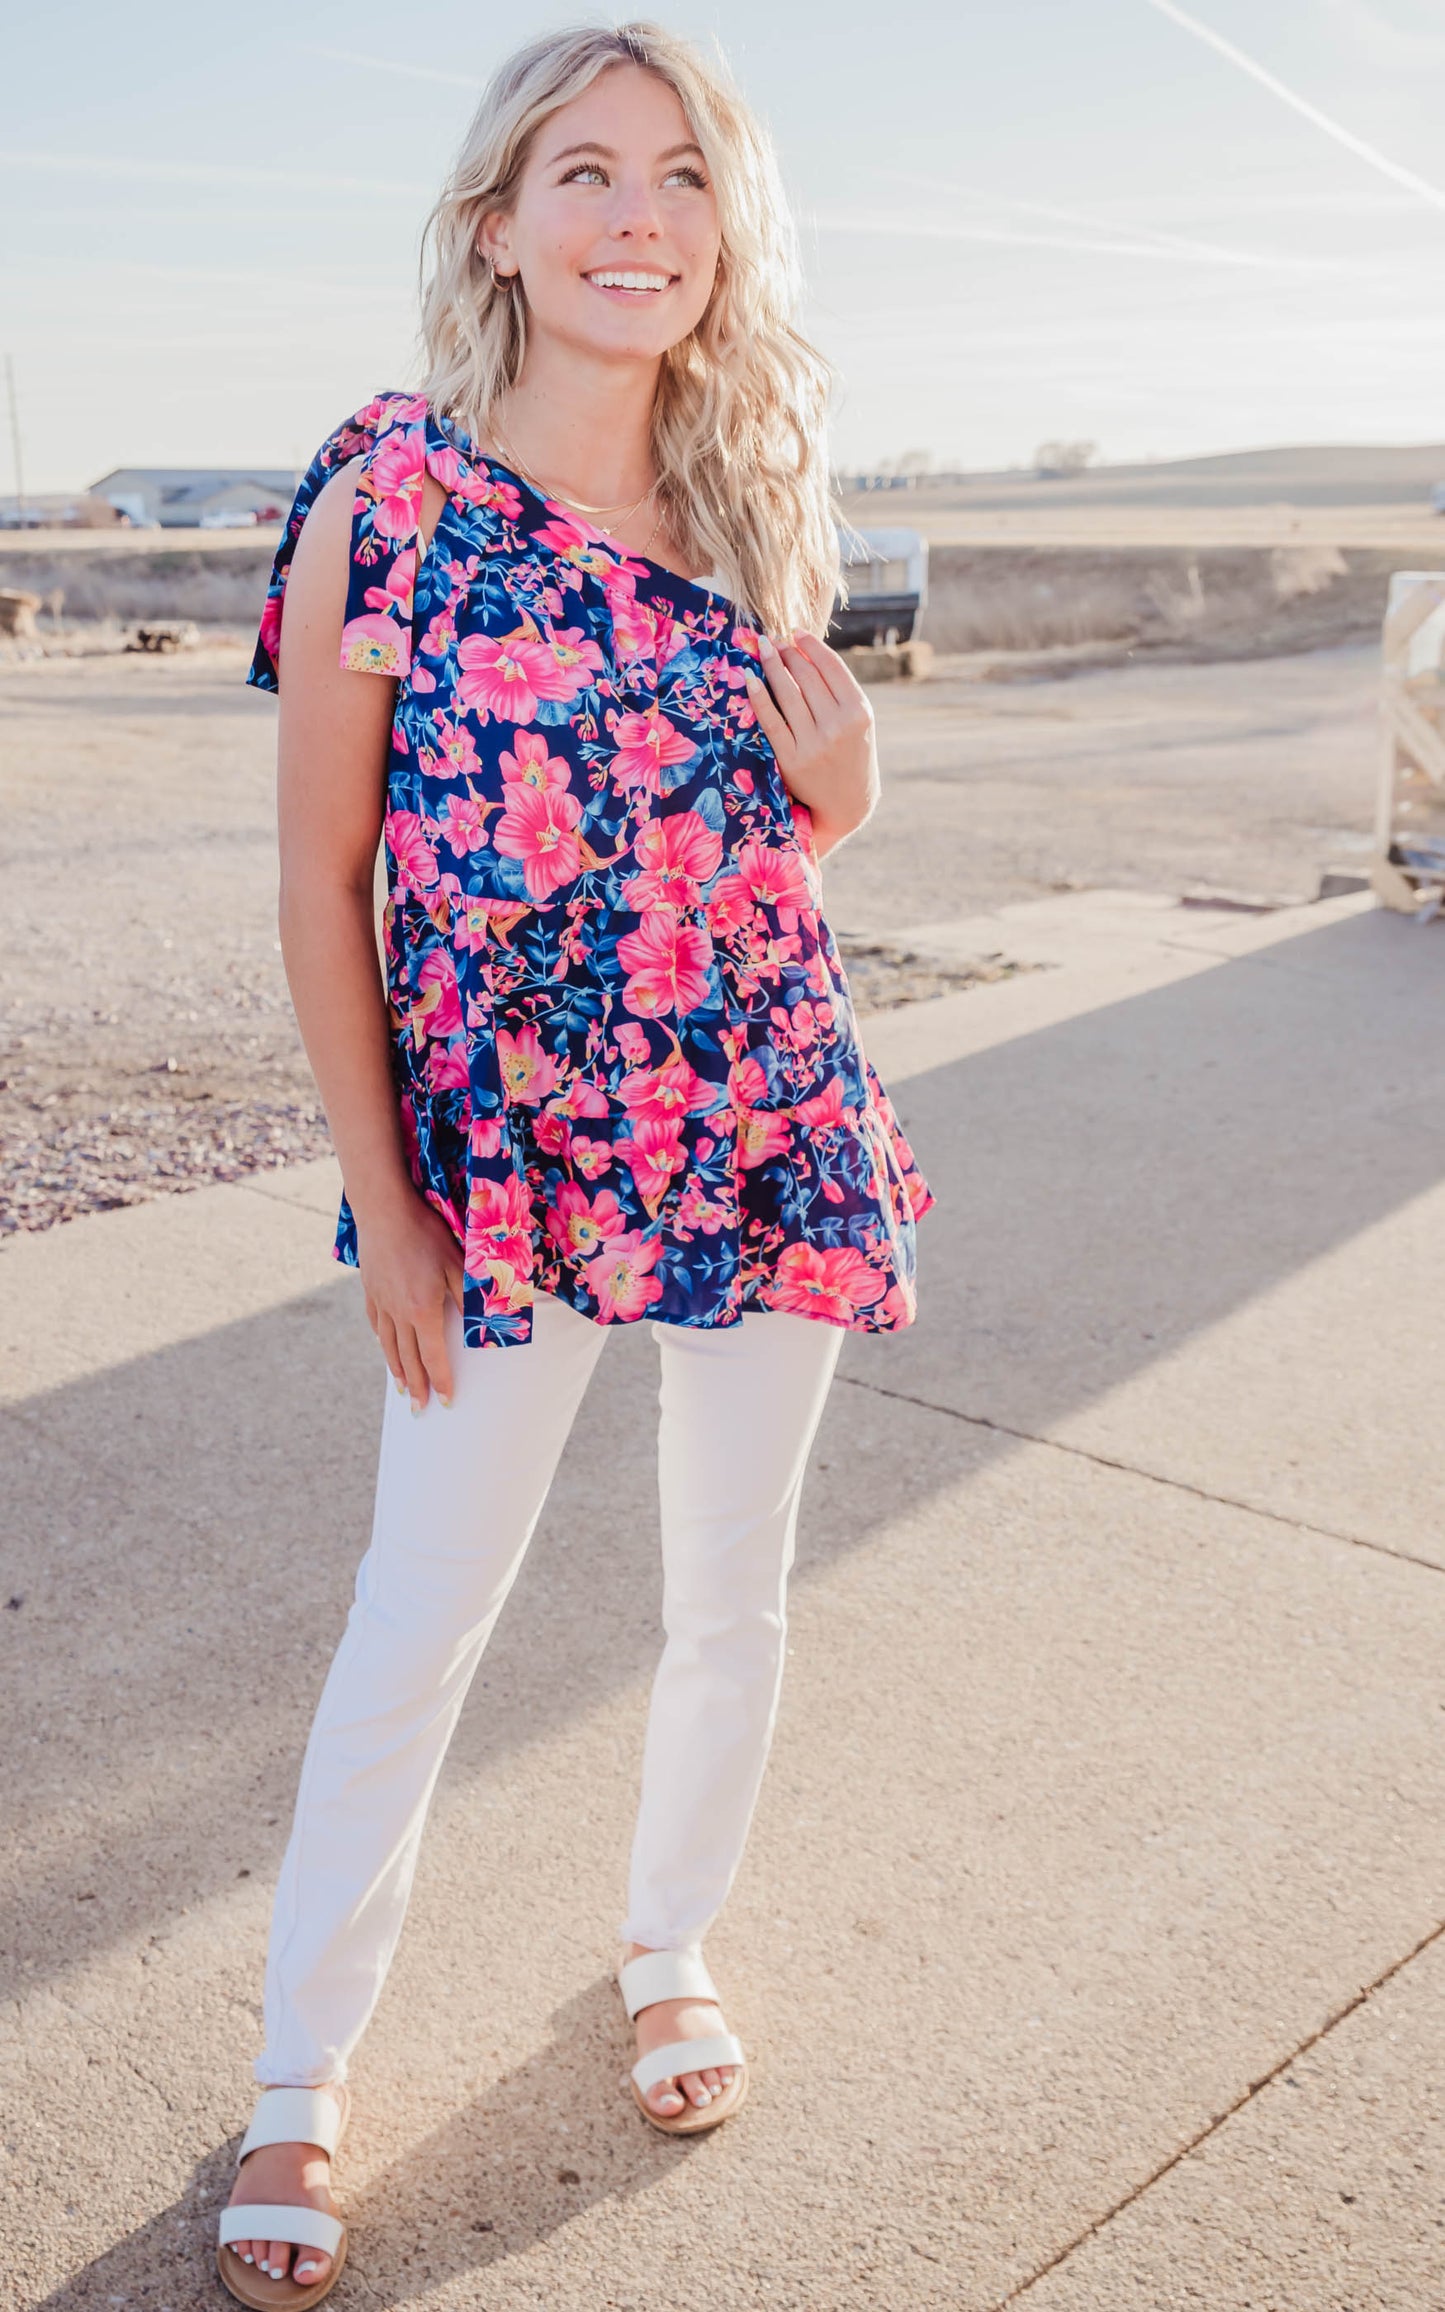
left=4, top=883, right=1444, bottom=2311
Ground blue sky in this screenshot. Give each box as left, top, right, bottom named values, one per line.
left=7, top=0, right=1444, bottom=490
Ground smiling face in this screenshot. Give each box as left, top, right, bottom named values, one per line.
left=481, top=62, right=722, bottom=364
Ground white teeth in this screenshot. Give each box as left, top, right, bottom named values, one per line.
left=587, top=270, right=670, bottom=291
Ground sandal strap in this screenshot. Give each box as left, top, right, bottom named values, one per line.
left=617, top=1947, right=718, bottom=2020
left=237, top=2087, right=345, bottom=2165
left=217, top=2203, right=344, bottom=2255
left=631, top=2032, right=745, bottom=2098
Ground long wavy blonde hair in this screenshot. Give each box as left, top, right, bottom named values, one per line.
left=416, top=20, right=842, bottom=636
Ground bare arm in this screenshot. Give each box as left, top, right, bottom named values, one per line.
left=276, top=462, right=462, bottom=1408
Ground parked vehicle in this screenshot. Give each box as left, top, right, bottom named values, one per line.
left=199, top=507, right=260, bottom=529
left=827, top=525, right=928, bottom=647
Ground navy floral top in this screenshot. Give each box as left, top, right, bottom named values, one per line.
left=248, top=391, right=935, bottom=1348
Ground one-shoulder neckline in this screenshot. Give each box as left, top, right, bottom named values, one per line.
left=429, top=404, right=747, bottom=622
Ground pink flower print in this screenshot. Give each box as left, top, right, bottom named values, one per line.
left=735, top=1105, right=794, bottom=1170
left=427, top=1037, right=470, bottom=1093
left=455, top=617, right=583, bottom=723
left=259, top=589, right=282, bottom=663
left=616, top=912, right=714, bottom=1019
left=341, top=613, right=408, bottom=677
left=609, top=707, right=697, bottom=796
left=454, top=466, right=525, bottom=521
left=414, top=948, right=463, bottom=1043
left=498, top=726, right=574, bottom=796
left=487, top=900, right=535, bottom=939
left=363, top=424, right=426, bottom=542
left=603, top=574, right=655, bottom=662
left=732, top=835, right=812, bottom=920
left=704, top=874, right=756, bottom=941
left=584, top=1227, right=664, bottom=1321
left=794, top=1074, right=851, bottom=1130
left=728, top=1055, right=771, bottom=1111
left=546, top=1075, right=610, bottom=1121
left=618, top=1116, right=687, bottom=1203
left=547, top=624, right=607, bottom=690
left=533, top=1109, right=571, bottom=1161
left=762, top=1242, right=888, bottom=1323
left=569, top=1133, right=614, bottom=1181
left=463, top=1171, right=533, bottom=1289
left=535, top=515, right=614, bottom=578
left=545, top=1181, right=627, bottom=1261
left=427, top=443, right=463, bottom=490
left=420, top=606, right=457, bottom=660
left=907, top=1170, right=936, bottom=1221
left=469, top=1116, right=504, bottom=1160
left=385, top=809, right=439, bottom=894
left=655, top=613, right=694, bottom=669
left=621, top=811, right=723, bottom=910
left=771, top=997, right=821, bottom=1056
left=619, top=1056, right=710, bottom=1129
left=675, top=1179, right=731, bottom=1238
left=438, top=793, right=488, bottom=857
left=451, top=897, right=491, bottom=953
left=615, top=1020, right=652, bottom=1067
left=363, top=545, right=416, bottom=619
left=493, top=779, right=583, bottom=902
left=423, top=718, right=481, bottom=782
left=497, top=1021, right=560, bottom=1106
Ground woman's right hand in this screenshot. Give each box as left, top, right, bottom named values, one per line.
left=354, top=1191, right=467, bottom=1411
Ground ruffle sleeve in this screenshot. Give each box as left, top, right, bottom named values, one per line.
left=246, top=389, right=429, bottom=694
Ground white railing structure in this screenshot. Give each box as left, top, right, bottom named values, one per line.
left=1373, top=570, right=1445, bottom=921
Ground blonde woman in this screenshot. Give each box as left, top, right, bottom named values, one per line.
left=219, top=21, right=934, bottom=2305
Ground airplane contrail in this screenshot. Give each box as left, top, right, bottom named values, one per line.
left=1140, top=0, right=1445, bottom=213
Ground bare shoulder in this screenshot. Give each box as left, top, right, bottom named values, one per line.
left=289, top=457, right=448, bottom=595
left=286, top=459, right=364, bottom=616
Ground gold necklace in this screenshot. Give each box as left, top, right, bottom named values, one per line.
left=489, top=419, right=658, bottom=526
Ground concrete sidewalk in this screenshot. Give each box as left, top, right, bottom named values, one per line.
left=3, top=888, right=1443, bottom=2311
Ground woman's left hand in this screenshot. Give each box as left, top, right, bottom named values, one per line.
left=744, top=629, right=879, bottom=854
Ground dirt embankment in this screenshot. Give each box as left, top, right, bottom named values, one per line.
left=0, top=537, right=1414, bottom=669
left=919, top=542, right=1405, bottom=664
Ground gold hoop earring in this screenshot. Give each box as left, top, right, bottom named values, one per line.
left=488, top=256, right=516, bottom=289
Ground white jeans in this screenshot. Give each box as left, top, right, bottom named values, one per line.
left=254, top=1288, right=844, bottom=2086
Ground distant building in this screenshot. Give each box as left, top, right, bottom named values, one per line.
left=87, top=467, right=297, bottom=528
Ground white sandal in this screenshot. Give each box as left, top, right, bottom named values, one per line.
left=216, top=2085, right=350, bottom=2308
left=617, top=1947, right=749, bottom=2135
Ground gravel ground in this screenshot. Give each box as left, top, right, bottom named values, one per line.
left=0, top=643, right=999, bottom=1234
left=0, top=635, right=1378, bottom=1234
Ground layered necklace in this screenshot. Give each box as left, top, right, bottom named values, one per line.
left=488, top=414, right=667, bottom=560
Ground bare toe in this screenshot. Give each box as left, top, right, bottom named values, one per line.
left=294, top=2251, right=333, bottom=2284
left=648, top=2079, right=685, bottom=2116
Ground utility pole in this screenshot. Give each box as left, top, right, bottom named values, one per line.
left=4, top=355, right=25, bottom=526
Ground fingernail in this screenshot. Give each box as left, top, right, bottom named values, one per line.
left=758, top=633, right=776, bottom=654
left=393, top=1377, right=406, bottom=1395
left=438, top=1393, right=452, bottom=1409
left=410, top=1400, right=423, bottom=1417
